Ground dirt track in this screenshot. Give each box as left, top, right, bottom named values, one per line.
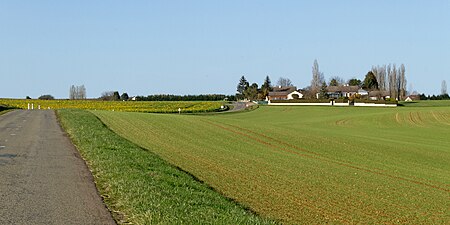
left=0, top=110, right=115, bottom=225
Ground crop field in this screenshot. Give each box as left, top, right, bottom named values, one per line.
left=0, top=99, right=224, bottom=113
left=92, top=104, right=450, bottom=224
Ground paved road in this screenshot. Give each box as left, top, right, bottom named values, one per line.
left=0, top=110, right=115, bottom=225
left=228, top=102, right=248, bottom=112
left=217, top=102, right=255, bottom=113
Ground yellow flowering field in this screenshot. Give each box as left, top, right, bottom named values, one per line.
left=0, top=99, right=224, bottom=113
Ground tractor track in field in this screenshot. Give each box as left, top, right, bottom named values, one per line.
left=431, top=111, right=450, bottom=126
left=203, top=119, right=450, bottom=193
left=409, top=112, right=425, bottom=127
left=395, top=112, right=401, bottom=124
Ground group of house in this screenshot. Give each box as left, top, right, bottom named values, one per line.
left=266, top=85, right=393, bottom=101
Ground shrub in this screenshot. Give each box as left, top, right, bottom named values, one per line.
left=334, top=99, right=349, bottom=103
left=38, top=95, right=55, bottom=100
left=354, top=99, right=397, bottom=104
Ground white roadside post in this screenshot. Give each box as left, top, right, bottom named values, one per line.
left=28, top=103, right=30, bottom=110
left=31, top=104, right=34, bottom=110
left=38, top=105, right=41, bottom=110
left=178, top=108, right=181, bottom=114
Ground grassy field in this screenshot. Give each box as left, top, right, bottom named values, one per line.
left=0, top=99, right=224, bottom=113
left=57, top=109, right=276, bottom=224
left=400, top=100, right=450, bottom=107
left=92, top=104, right=450, bottom=224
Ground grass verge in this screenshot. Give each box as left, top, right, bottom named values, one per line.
left=57, top=109, right=276, bottom=225
left=0, top=105, right=15, bottom=115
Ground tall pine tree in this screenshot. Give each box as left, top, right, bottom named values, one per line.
left=261, top=75, right=272, bottom=98
left=236, top=76, right=249, bottom=99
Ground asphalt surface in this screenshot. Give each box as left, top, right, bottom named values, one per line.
left=0, top=110, right=115, bottom=225
left=228, top=102, right=248, bottom=112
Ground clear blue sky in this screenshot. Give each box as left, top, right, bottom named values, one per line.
left=1, top=0, right=449, bottom=98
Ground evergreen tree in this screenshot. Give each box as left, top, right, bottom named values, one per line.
left=319, top=82, right=328, bottom=99
left=329, top=78, right=338, bottom=86
left=121, top=93, right=129, bottom=101
left=244, top=83, right=259, bottom=100
left=348, top=78, right=362, bottom=87
left=363, top=71, right=379, bottom=90
left=261, top=75, right=272, bottom=98
left=236, top=76, right=249, bottom=99
left=113, top=91, right=120, bottom=101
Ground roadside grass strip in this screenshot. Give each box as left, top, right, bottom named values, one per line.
left=57, top=109, right=276, bottom=225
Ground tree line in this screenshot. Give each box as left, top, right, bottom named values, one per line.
left=236, top=75, right=274, bottom=101
left=418, top=80, right=449, bottom=100
left=237, top=60, right=409, bottom=101
left=135, top=94, right=236, bottom=101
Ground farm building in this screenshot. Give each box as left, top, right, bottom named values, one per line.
left=267, top=86, right=303, bottom=101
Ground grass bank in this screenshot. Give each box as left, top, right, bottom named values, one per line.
left=0, top=105, right=15, bottom=115
left=57, top=109, right=276, bottom=225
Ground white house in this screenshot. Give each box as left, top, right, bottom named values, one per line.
left=358, top=89, right=369, bottom=96
left=267, top=86, right=303, bottom=101
left=287, top=91, right=304, bottom=99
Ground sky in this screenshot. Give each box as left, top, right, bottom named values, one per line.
left=1, top=0, right=449, bottom=98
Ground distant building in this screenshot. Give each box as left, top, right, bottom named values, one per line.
left=405, top=95, right=420, bottom=101
left=267, top=86, right=303, bottom=101
left=324, top=86, right=360, bottom=98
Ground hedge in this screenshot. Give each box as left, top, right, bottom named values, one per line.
left=270, top=99, right=331, bottom=103
left=354, top=99, right=398, bottom=104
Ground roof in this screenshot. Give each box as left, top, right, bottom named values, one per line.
left=268, top=87, right=302, bottom=97
left=272, top=86, right=297, bottom=93
left=268, top=91, right=290, bottom=96
left=326, top=86, right=359, bottom=93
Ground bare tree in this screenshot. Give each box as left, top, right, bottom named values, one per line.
left=276, top=77, right=293, bottom=87
left=80, top=85, right=86, bottom=99
left=69, top=85, right=87, bottom=99
left=371, top=65, right=387, bottom=91
left=311, top=59, right=324, bottom=93
left=442, top=80, right=448, bottom=95
left=69, top=85, right=76, bottom=99
left=100, top=91, right=115, bottom=101
left=388, top=64, right=398, bottom=99
left=398, top=64, right=406, bottom=100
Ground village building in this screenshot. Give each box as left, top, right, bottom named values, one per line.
left=267, top=86, right=303, bottom=101
left=405, top=95, right=420, bottom=101
left=325, top=85, right=360, bottom=98
left=368, top=90, right=391, bottom=100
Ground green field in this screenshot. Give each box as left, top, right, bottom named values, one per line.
left=401, top=100, right=450, bottom=107
left=90, top=104, right=450, bottom=224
